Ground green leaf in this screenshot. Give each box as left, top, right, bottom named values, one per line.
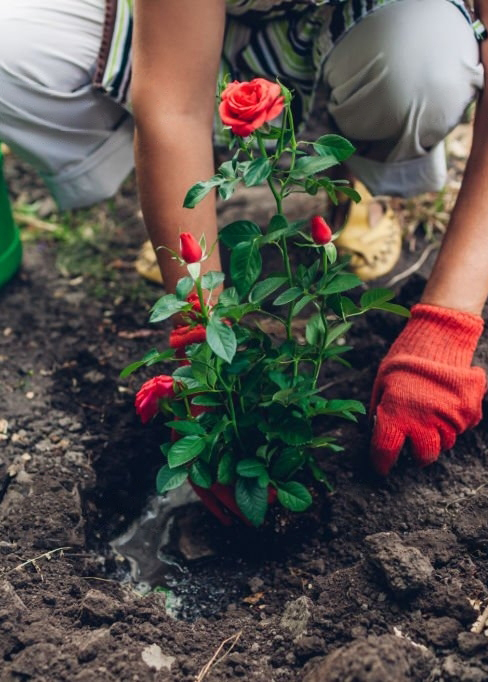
left=175, top=276, right=195, bottom=300
left=276, top=481, right=312, bottom=512
left=219, top=220, right=262, bottom=248
left=201, top=271, right=226, bottom=291
left=235, top=477, right=269, bottom=526
left=291, top=294, right=315, bottom=317
left=218, top=287, right=239, bottom=306
left=289, top=155, right=339, bottom=179
left=271, top=450, right=304, bottom=480
left=191, top=394, right=223, bottom=407
left=236, top=459, right=268, bottom=478
left=164, top=420, right=206, bottom=436
left=218, top=179, right=240, bottom=201
left=230, top=241, right=262, bottom=296
left=373, top=302, right=411, bottom=317
left=119, top=346, right=169, bottom=378
left=336, top=185, right=362, bottom=203
left=217, top=451, right=235, bottom=484
left=242, top=157, right=272, bottom=187
left=183, top=177, right=222, bottom=208
left=308, top=461, right=334, bottom=492
left=265, top=415, right=313, bottom=446
left=206, top=318, right=237, bottom=363
left=313, top=134, right=356, bottom=162
left=156, top=465, right=188, bottom=493
left=268, top=214, right=288, bottom=234
left=167, top=436, right=206, bottom=468
left=323, top=273, right=362, bottom=296
left=325, top=321, right=352, bottom=348
left=249, top=276, right=287, bottom=303
left=360, top=288, right=395, bottom=309
left=150, top=294, right=188, bottom=323
left=190, top=460, right=213, bottom=489
left=273, top=287, right=302, bottom=306
left=306, top=313, right=326, bottom=346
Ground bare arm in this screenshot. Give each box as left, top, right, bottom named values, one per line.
left=422, top=3, right=488, bottom=314
left=132, top=0, right=226, bottom=292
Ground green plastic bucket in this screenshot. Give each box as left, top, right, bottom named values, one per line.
left=0, top=148, right=22, bottom=288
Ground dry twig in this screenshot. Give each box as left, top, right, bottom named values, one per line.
left=195, top=630, right=242, bottom=682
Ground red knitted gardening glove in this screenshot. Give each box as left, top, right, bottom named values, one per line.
left=370, top=303, right=486, bottom=475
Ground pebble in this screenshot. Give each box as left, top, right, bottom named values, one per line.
left=365, top=532, right=433, bottom=597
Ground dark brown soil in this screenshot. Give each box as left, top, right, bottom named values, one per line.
left=2, top=143, right=488, bottom=682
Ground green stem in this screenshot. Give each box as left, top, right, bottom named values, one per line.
left=195, top=277, right=210, bottom=323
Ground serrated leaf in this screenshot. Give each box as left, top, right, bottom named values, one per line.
left=218, top=179, right=240, bottom=200
left=289, top=155, right=338, bottom=179
left=306, top=313, right=326, bottom=346
left=218, top=287, right=239, bottom=306
left=273, top=286, right=302, bottom=306
left=219, top=220, right=262, bottom=248
left=249, top=276, right=287, bottom=303
left=230, top=241, right=262, bottom=296
left=201, top=271, right=226, bottom=291
left=276, top=481, right=312, bottom=512
left=268, top=214, right=288, bottom=233
left=164, top=420, right=206, bottom=436
left=217, top=451, right=235, bottom=484
left=313, top=134, right=356, bottom=162
left=206, top=318, right=236, bottom=363
left=235, top=477, right=269, bottom=526
left=167, top=436, right=206, bottom=468
left=183, top=177, right=222, bottom=208
left=325, top=321, right=351, bottom=348
left=191, top=394, right=222, bottom=407
left=156, top=465, right=188, bottom=493
left=291, top=294, right=315, bottom=317
left=175, top=276, right=195, bottom=300
left=373, top=302, right=411, bottom=317
left=236, top=459, right=268, bottom=478
left=190, top=460, right=213, bottom=489
left=242, top=157, right=272, bottom=187
left=150, top=294, right=188, bottom=323
left=360, top=288, right=395, bottom=309
left=271, top=450, right=304, bottom=480
left=323, top=273, right=362, bottom=296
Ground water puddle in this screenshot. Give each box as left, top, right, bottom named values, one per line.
left=110, top=483, right=246, bottom=618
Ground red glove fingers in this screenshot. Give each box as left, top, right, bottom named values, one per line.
left=370, top=303, right=486, bottom=475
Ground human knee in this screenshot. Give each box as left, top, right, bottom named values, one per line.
left=326, top=0, right=482, bottom=153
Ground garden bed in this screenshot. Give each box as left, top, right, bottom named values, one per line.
left=1, top=127, right=488, bottom=681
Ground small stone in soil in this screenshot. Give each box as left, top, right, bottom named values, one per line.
left=365, top=532, right=433, bottom=597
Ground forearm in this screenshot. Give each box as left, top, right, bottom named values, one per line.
left=422, top=85, right=488, bottom=314
left=135, top=117, right=220, bottom=292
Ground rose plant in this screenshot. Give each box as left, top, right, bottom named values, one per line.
left=123, top=78, right=409, bottom=527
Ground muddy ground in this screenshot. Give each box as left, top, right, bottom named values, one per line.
left=2, top=123, right=488, bottom=682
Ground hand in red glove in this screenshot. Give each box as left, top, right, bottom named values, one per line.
left=370, top=303, right=486, bottom=475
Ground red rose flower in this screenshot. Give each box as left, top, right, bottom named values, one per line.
left=135, top=375, right=175, bottom=424
left=180, top=233, right=203, bottom=263
left=310, top=215, right=333, bottom=245
left=219, top=78, right=285, bottom=137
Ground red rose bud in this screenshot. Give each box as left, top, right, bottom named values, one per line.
left=310, top=215, right=333, bottom=245
left=135, top=375, right=175, bottom=424
left=179, top=232, right=203, bottom=263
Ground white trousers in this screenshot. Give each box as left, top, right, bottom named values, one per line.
left=0, top=0, right=483, bottom=209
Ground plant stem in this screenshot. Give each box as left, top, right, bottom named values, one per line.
left=195, top=277, right=210, bottom=323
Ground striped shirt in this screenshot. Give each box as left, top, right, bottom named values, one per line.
left=94, top=0, right=472, bottom=131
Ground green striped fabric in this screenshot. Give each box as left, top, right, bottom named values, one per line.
left=94, top=0, right=472, bottom=134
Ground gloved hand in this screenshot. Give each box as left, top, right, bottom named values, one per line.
left=370, top=303, right=486, bottom=475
